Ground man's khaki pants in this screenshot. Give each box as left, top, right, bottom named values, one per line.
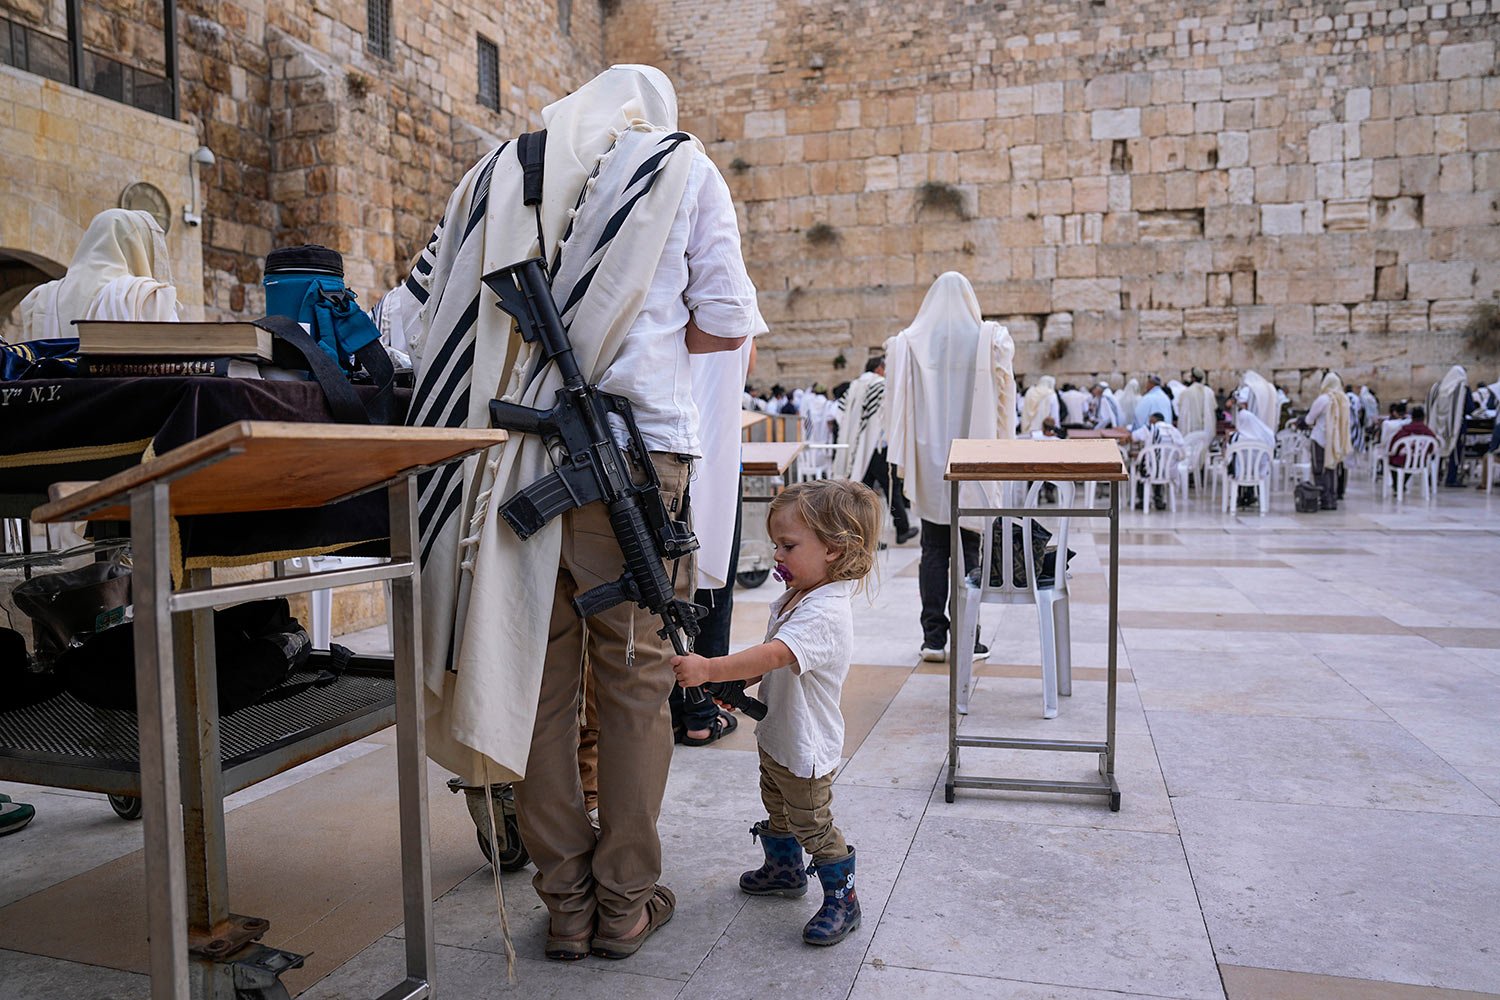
left=513, top=453, right=693, bottom=939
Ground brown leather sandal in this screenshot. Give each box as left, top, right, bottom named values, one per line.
left=590, top=885, right=675, bottom=959
left=545, top=928, right=592, bottom=962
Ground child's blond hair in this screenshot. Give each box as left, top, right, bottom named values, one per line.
left=767, top=479, right=883, bottom=585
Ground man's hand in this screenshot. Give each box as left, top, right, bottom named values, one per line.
left=671, top=652, right=716, bottom=688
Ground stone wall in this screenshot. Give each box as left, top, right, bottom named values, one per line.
left=178, top=0, right=608, bottom=318
left=0, top=65, right=205, bottom=324
left=608, top=0, right=1500, bottom=399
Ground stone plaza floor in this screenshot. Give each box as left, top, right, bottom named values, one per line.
left=3, top=465, right=1499, bottom=999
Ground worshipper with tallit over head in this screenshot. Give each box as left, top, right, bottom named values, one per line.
left=1020, top=374, right=1060, bottom=435
left=401, top=64, right=762, bottom=963
left=1133, top=374, right=1174, bottom=429
left=885, top=272, right=1014, bottom=662
left=1228, top=386, right=1275, bottom=508
left=1301, top=372, right=1352, bottom=510
left=1427, top=365, right=1474, bottom=487
left=1238, top=370, right=1281, bottom=435
left=18, top=208, right=181, bottom=339
left=1176, top=368, right=1217, bottom=439
left=1359, top=384, right=1381, bottom=439
left=1116, top=377, right=1141, bottom=430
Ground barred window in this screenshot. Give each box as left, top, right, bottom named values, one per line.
left=367, top=0, right=391, bottom=60
left=477, top=35, right=499, bottom=111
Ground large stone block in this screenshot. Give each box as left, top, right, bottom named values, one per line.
left=1407, top=261, right=1476, bottom=300
left=1091, top=108, right=1141, bottom=140
left=1052, top=277, right=1121, bottom=311
left=1261, top=203, right=1305, bottom=236
left=1438, top=41, right=1495, bottom=80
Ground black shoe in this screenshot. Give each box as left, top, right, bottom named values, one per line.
left=895, top=527, right=919, bottom=545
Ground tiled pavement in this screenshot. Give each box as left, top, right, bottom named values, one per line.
left=3, top=467, right=1499, bottom=999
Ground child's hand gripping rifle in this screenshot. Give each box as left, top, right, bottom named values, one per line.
left=482, top=258, right=767, bottom=722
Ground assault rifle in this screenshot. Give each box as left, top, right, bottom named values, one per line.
left=482, top=257, right=767, bottom=721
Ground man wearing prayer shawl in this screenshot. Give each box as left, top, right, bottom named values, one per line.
left=1427, top=366, right=1473, bottom=487
left=1176, top=369, right=1216, bottom=439
left=1116, top=378, right=1142, bottom=430
left=1020, top=374, right=1060, bottom=435
left=18, top=208, right=181, bottom=339
left=400, top=65, right=761, bottom=959
left=884, top=272, right=1014, bottom=661
left=1302, top=372, right=1352, bottom=509
left=837, top=356, right=916, bottom=543
left=1058, top=383, right=1090, bottom=427
left=1229, top=387, right=1275, bottom=507
left=1238, top=370, right=1281, bottom=434
left=1085, top=382, right=1123, bottom=428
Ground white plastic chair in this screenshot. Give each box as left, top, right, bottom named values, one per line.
left=1368, top=439, right=1389, bottom=486
left=1220, top=440, right=1273, bottom=514
left=1484, top=451, right=1499, bottom=494
left=1386, top=435, right=1438, bottom=503
left=955, top=481, right=1073, bottom=720
left=1273, top=429, right=1312, bottom=491
left=1136, top=442, right=1186, bottom=513
left=1182, top=430, right=1212, bottom=491
left=288, top=555, right=392, bottom=650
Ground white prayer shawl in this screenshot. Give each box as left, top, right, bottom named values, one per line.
left=1116, top=379, right=1141, bottom=430
left=1231, top=402, right=1275, bottom=448
left=1427, top=365, right=1469, bottom=458
left=1096, top=389, right=1124, bottom=428
left=1240, top=370, right=1280, bottom=434
left=690, top=338, right=756, bottom=589
left=406, top=67, right=695, bottom=782
left=19, top=208, right=179, bottom=339
left=1020, top=375, right=1058, bottom=435
left=1319, top=372, right=1353, bottom=467
left=833, top=370, right=884, bottom=481
left=885, top=272, right=1013, bottom=526
left=1058, top=387, right=1090, bottom=426
left=1167, top=379, right=1187, bottom=415
left=1359, top=386, right=1380, bottom=427
left=1177, top=382, right=1216, bottom=438
left=800, top=392, right=835, bottom=473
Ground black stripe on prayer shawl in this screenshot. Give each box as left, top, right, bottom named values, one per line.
left=417, top=456, right=464, bottom=542
left=404, top=272, right=429, bottom=305
left=414, top=256, right=432, bottom=276
left=421, top=487, right=465, bottom=565
left=555, top=133, right=692, bottom=319
left=463, top=143, right=507, bottom=241
left=410, top=292, right=480, bottom=423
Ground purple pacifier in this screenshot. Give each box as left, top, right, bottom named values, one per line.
left=773, top=564, right=792, bottom=583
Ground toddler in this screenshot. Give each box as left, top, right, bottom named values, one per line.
left=672, top=478, right=881, bottom=946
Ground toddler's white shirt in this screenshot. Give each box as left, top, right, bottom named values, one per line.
left=755, top=579, right=855, bottom=779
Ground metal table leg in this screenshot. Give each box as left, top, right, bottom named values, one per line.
left=946, top=479, right=960, bottom=804
left=132, top=482, right=190, bottom=1000
left=386, top=476, right=434, bottom=998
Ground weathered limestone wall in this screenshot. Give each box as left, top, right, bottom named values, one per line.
left=609, top=0, right=1500, bottom=398
left=179, top=0, right=608, bottom=318
left=0, top=65, right=205, bottom=323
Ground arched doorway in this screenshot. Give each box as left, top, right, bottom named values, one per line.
left=0, top=248, right=66, bottom=339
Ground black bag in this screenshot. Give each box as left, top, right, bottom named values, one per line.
left=0, top=626, right=65, bottom=711
left=970, top=518, right=1074, bottom=590
left=11, top=557, right=132, bottom=667
left=57, top=598, right=321, bottom=715
left=1294, top=481, right=1322, bottom=513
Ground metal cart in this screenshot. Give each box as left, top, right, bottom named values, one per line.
left=17, top=420, right=505, bottom=1000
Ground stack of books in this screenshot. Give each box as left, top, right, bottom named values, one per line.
left=75, top=321, right=271, bottom=378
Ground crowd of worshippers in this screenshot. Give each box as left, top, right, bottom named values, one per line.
left=747, top=361, right=1499, bottom=515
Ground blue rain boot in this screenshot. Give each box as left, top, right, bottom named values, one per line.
left=803, top=847, right=861, bottom=946
left=739, top=822, right=808, bottom=898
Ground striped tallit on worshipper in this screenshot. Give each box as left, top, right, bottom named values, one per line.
left=403, top=66, right=696, bottom=783
left=832, top=366, right=885, bottom=480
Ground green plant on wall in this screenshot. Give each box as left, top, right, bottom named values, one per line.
left=1466, top=299, right=1500, bottom=357
left=806, top=222, right=838, bottom=245
left=833, top=351, right=847, bottom=370
left=918, top=181, right=969, bottom=220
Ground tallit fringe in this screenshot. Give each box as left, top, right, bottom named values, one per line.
left=459, top=457, right=503, bottom=573
left=480, top=759, right=518, bottom=984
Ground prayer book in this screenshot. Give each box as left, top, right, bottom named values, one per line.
left=75, top=321, right=273, bottom=361
left=77, top=355, right=263, bottom=379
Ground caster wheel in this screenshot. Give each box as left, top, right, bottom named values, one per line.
left=944, top=784, right=955, bottom=804
left=475, top=817, right=531, bottom=872
left=736, top=568, right=770, bottom=589
left=108, top=794, right=143, bottom=820
left=1109, top=792, right=1121, bottom=812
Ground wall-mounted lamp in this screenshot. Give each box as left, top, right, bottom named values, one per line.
left=184, top=145, right=215, bottom=227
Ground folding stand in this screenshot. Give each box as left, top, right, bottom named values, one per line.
left=943, top=438, right=1127, bottom=811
